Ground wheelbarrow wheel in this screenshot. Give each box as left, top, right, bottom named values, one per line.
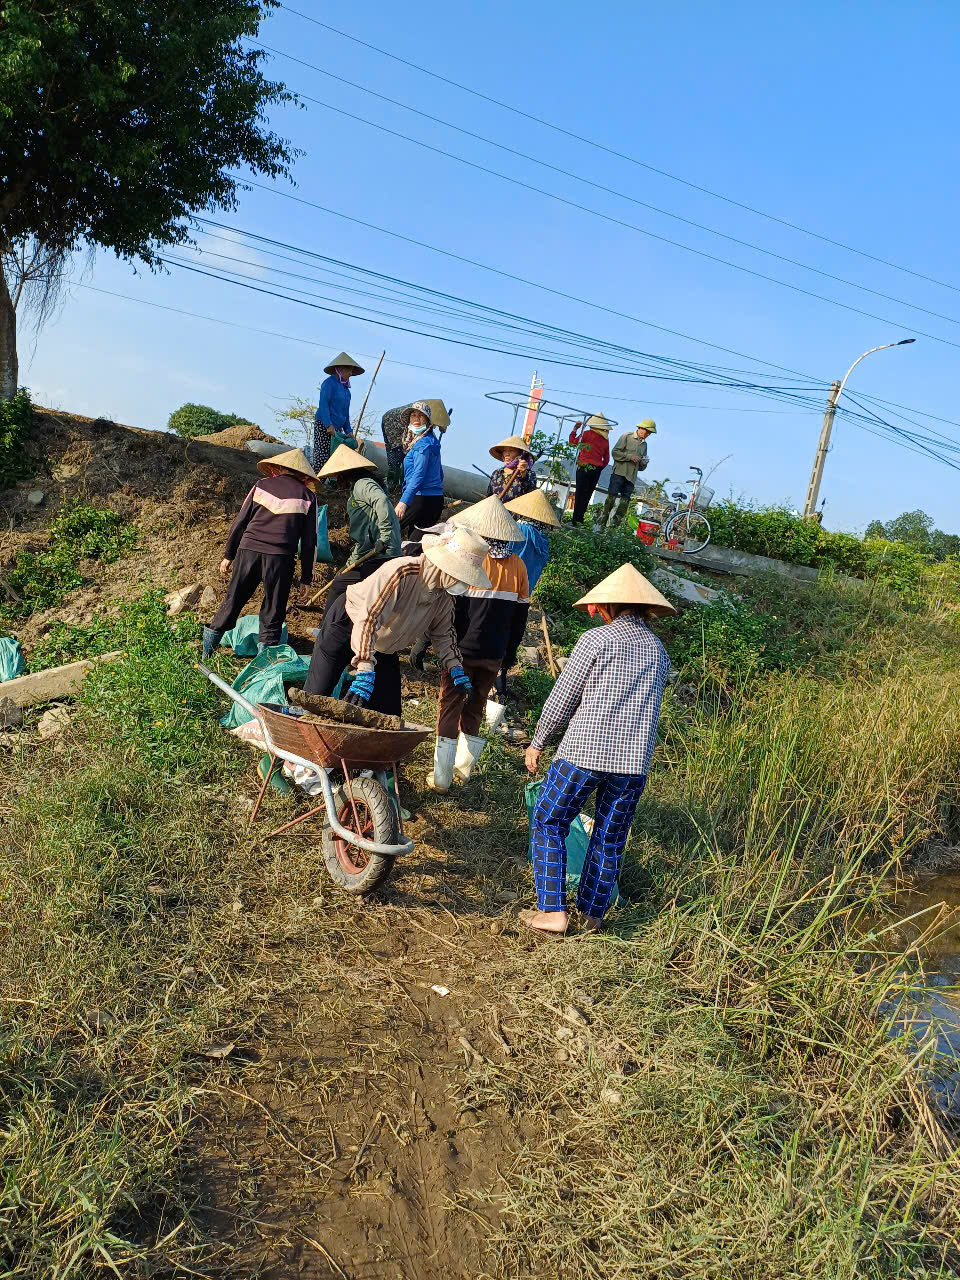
left=321, top=776, right=399, bottom=895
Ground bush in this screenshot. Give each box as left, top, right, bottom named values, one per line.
left=666, top=597, right=803, bottom=681
left=534, top=527, right=655, bottom=650
left=166, top=403, right=251, bottom=439
left=1, top=501, right=136, bottom=619
left=0, top=388, right=35, bottom=490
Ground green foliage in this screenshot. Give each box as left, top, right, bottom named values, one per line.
left=0, top=3, right=295, bottom=261
left=166, top=402, right=251, bottom=439
left=666, top=597, right=802, bottom=681
left=867, top=508, right=960, bottom=562
left=80, top=591, right=219, bottom=772
left=533, top=526, right=655, bottom=649
left=2, top=501, right=135, bottom=618
left=0, top=387, right=34, bottom=488
left=528, top=428, right=577, bottom=488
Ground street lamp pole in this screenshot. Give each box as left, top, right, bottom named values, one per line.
left=802, top=338, right=916, bottom=519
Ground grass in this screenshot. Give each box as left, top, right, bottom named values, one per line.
left=4, top=579, right=960, bottom=1275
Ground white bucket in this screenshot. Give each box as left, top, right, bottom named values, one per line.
left=485, top=699, right=507, bottom=732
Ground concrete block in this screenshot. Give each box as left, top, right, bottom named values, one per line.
left=0, top=651, right=122, bottom=706
left=651, top=567, right=722, bottom=605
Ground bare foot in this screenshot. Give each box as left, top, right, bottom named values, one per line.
left=518, top=908, right=569, bottom=935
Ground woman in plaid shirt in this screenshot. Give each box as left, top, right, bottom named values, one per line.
left=522, top=563, right=676, bottom=936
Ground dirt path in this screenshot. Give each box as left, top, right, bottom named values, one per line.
left=197, top=904, right=541, bottom=1278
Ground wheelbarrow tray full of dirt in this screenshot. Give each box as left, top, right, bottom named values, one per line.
left=198, top=663, right=431, bottom=895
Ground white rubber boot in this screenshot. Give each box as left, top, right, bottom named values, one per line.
left=454, top=733, right=487, bottom=782
left=426, top=736, right=457, bottom=792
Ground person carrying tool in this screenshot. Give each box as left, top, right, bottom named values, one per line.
left=303, top=526, right=490, bottom=718
left=602, top=420, right=655, bottom=528
left=569, top=414, right=611, bottom=524
left=522, top=563, right=676, bottom=936
left=313, top=443, right=402, bottom=610
left=487, top=434, right=537, bottom=503
left=426, top=497, right=528, bottom=792
left=203, top=448, right=318, bottom=656
left=396, top=402, right=444, bottom=546
left=495, top=488, right=561, bottom=698
left=381, top=399, right=452, bottom=490
left=314, top=351, right=364, bottom=473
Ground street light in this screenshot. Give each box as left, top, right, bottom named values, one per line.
left=802, top=338, right=917, bottom=519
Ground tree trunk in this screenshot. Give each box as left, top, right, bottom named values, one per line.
left=0, top=262, right=17, bottom=401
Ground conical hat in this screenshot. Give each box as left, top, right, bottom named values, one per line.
left=504, top=488, right=560, bottom=528
left=585, top=413, right=612, bottom=434
left=318, top=442, right=378, bottom=479
left=450, top=494, right=521, bottom=542
left=323, top=351, right=365, bottom=377
left=256, top=447, right=319, bottom=491
left=489, top=433, right=533, bottom=461
left=421, top=399, right=451, bottom=429
left=421, top=527, right=492, bottom=590
left=574, top=563, right=677, bottom=617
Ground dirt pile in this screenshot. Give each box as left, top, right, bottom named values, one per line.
left=200, top=421, right=282, bottom=448
left=2, top=407, right=349, bottom=648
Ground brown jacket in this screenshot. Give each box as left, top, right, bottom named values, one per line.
left=611, top=432, right=648, bottom=483
left=345, top=557, right=462, bottom=673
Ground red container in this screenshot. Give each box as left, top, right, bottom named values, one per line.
left=635, top=518, right=659, bottom=546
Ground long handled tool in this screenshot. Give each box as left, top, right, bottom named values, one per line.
left=305, top=547, right=380, bottom=608
left=541, top=614, right=559, bottom=678
left=353, top=349, right=385, bottom=434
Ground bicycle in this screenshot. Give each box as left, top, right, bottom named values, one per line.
left=635, top=466, right=713, bottom=554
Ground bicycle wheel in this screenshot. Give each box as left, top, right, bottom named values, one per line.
left=664, top=510, right=711, bottom=554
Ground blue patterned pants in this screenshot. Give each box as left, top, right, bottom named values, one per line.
left=531, top=758, right=646, bottom=918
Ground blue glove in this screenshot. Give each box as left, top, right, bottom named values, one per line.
left=345, top=670, right=375, bottom=705
left=450, top=665, right=473, bottom=696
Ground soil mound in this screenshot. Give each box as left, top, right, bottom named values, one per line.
left=201, top=422, right=282, bottom=448
left=3, top=407, right=349, bottom=648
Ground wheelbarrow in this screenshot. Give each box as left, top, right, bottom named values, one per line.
left=199, top=664, right=431, bottom=895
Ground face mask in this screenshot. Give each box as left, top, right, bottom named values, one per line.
left=446, top=581, right=469, bottom=596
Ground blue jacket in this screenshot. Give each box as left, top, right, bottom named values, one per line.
left=511, top=523, right=550, bottom=591
left=315, top=374, right=352, bottom=432
left=401, top=430, right=444, bottom=505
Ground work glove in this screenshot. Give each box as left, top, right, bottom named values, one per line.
left=344, top=670, right=375, bottom=706
left=450, top=665, right=473, bottom=697
left=373, top=539, right=387, bottom=556
left=494, top=668, right=508, bottom=698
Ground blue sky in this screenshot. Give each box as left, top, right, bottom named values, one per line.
left=21, top=0, right=960, bottom=532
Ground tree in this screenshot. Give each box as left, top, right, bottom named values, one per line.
left=0, top=1, right=297, bottom=399
left=883, top=509, right=935, bottom=549
left=167, top=403, right=251, bottom=439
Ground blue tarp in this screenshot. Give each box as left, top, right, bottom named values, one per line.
left=0, top=636, right=26, bottom=682
left=221, top=614, right=288, bottom=656
left=220, top=644, right=310, bottom=730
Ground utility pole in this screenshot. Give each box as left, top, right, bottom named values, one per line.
left=803, top=380, right=841, bottom=519
left=802, top=339, right=916, bottom=519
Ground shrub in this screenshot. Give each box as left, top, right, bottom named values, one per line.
left=533, top=527, right=655, bottom=650
left=1, top=501, right=135, bottom=618
left=167, top=403, right=251, bottom=439
left=665, top=597, right=803, bottom=681
left=0, top=388, right=35, bottom=490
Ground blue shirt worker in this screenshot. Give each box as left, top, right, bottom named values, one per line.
left=522, top=563, right=676, bottom=936
left=313, top=351, right=364, bottom=472
left=397, top=401, right=444, bottom=546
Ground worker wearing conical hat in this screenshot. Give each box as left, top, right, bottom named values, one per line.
left=380, top=399, right=452, bottom=492
left=203, top=448, right=319, bottom=657
left=487, top=434, right=537, bottom=503
left=424, top=497, right=527, bottom=792
left=313, top=351, right=364, bottom=474
left=492, top=488, right=561, bottom=699
left=569, top=413, right=612, bottom=525
left=602, top=420, right=655, bottom=529
left=521, top=563, right=676, bottom=937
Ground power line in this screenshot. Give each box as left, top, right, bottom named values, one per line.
left=264, top=90, right=960, bottom=353
left=277, top=4, right=960, bottom=298
left=253, top=38, right=960, bottom=332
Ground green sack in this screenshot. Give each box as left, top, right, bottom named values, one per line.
left=221, top=614, right=288, bottom=657
left=524, top=779, right=619, bottom=907
left=316, top=503, right=333, bottom=563
left=0, top=636, right=25, bottom=682
left=220, top=644, right=310, bottom=730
